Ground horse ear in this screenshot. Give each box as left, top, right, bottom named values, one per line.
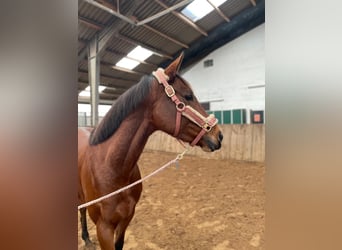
left=164, top=52, right=184, bottom=82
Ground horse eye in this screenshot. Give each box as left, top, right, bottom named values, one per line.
left=184, top=94, right=193, bottom=101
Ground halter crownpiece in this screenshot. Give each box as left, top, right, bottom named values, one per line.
left=152, top=68, right=218, bottom=146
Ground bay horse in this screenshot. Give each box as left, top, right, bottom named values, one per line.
left=78, top=53, right=223, bottom=250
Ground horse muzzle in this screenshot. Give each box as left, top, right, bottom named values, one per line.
left=201, top=129, right=223, bottom=152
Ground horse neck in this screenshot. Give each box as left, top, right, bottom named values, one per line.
left=104, top=107, right=155, bottom=175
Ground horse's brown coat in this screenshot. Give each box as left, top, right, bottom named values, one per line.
left=78, top=54, right=222, bottom=250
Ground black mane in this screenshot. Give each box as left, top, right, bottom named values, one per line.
left=89, top=75, right=153, bottom=145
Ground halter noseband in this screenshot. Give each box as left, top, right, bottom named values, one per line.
left=152, top=68, right=218, bottom=146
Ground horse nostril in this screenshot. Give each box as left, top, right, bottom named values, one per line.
left=218, top=132, right=223, bottom=142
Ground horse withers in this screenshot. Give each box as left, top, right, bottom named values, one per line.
left=78, top=53, right=223, bottom=250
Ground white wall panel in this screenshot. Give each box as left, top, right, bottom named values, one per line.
left=182, top=23, right=265, bottom=113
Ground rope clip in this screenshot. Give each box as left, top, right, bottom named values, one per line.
left=176, top=148, right=188, bottom=161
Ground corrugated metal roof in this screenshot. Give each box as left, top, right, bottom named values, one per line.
left=78, top=0, right=264, bottom=103
left=220, top=0, right=252, bottom=18
left=145, top=54, right=165, bottom=65
left=106, top=36, right=136, bottom=55
left=78, top=22, right=98, bottom=40
left=101, top=51, right=122, bottom=65
left=148, top=13, right=201, bottom=44
left=78, top=1, right=114, bottom=25
left=101, top=66, right=141, bottom=82
left=78, top=60, right=88, bottom=71
left=164, top=0, right=186, bottom=6
left=196, top=10, right=224, bottom=32
left=132, top=1, right=165, bottom=21
left=134, top=63, right=157, bottom=74
left=78, top=42, right=86, bottom=54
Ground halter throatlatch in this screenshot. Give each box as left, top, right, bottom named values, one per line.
left=152, top=68, right=218, bottom=146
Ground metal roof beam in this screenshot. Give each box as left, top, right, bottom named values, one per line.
left=78, top=80, right=128, bottom=93
left=78, top=38, right=89, bottom=45
left=88, top=36, right=100, bottom=126
left=78, top=69, right=136, bottom=87
left=95, top=61, right=146, bottom=75
left=100, top=93, right=121, bottom=99
left=141, top=24, right=188, bottom=48
left=115, top=34, right=173, bottom=59
left=153, top=0, right=207, bottom=37
left=78, top=95, right=120, bottom=104
left=105, top=48, right=158, bottom=67
left=79, top=80, right=88, bottom=84
left=83, top=0, right=136, bottom=25
left=206, top=0, right=230, bottom=22
left=80, top=61, right=152, bottom=87
left=78, top=81, right=89, bottom=92
left=84, top=0, right=189, bottom=49
left=136, top=0, right=194, bottom=26
left=78, top=98, right=116, bottom=105
left=78, top=0, right=143, bottom=64
left=110, top=65, right=145, bottom=76
left=78, top=47, right=88, bottom=63
left=102, top=87, right=127, bottom=94
left=78, top=16, right=105, bottom=30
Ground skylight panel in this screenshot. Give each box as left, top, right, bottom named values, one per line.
left=211, top=0, right=227, bottom=7
left=84, top=86, right=106, bottom=92
left=127, top=46, right=153, bottom=61
left=181, top=0, right=228, bottom=22
left=79, top=91, right=90, bottom=97
left=182, top=0, right=213, bottom=22
left=114, top=46, right=153, bottom=71
left=78, top=85, right=106, bottom=97
left=115, top=57, right=140, bottom=70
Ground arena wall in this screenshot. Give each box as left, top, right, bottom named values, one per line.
left=144, top=124, right=265, bottom=162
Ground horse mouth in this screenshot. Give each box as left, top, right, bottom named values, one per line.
left=201, top=137, right=221, bottom=152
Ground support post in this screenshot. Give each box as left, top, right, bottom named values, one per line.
left=88, top=35, right=100, bottom=127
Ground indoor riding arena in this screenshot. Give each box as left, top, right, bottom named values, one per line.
left=78, top=1, right=265, bottom=249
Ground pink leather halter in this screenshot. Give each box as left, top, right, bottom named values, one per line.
left=152, top=68, right=218, bottom=146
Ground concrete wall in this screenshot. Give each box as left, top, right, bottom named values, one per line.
left=182, top=23, right=265, bottom=117
left=144, top=124, right=265, bottom=162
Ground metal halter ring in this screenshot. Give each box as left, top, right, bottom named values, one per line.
left=176, top=102, right=186, bottom=112
left=203, top=123, right=212, bottom=132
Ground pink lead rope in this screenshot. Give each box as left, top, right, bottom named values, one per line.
left=152, top=68, right=218, bottom=146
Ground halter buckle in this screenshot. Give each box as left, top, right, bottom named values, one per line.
left=165, top=85, right=175, bottom=97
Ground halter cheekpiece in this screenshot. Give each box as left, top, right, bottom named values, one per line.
left=152, top=68, right=218, bottom=146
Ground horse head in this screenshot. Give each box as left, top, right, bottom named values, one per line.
left=151, top=53, right=223, bottom=152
